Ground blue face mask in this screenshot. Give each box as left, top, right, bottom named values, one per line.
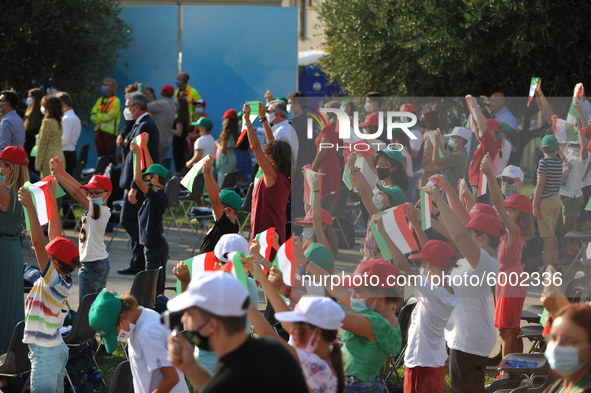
left=0, top=175, right=6, bottom=183
left=88, top=197, right=104, bottom=206
left=350, top=297, right=375, bottom=313
left=26, top=97, right=33, bottom=106
left=175, top=81, right=182, bottom=88
left=545, top=342, right=591, bottom=375
left=101, top=85, right=107, bottom=95
left=195, top=107, right=204, bottom=114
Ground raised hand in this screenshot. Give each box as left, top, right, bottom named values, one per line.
left=203, top=156, right=213, bottom=172
left=129, top=140, right=140, bottom=154
left=272, top=231, right=280, bottom=251
left=243, top=103, right=251, bottom=118
left=480, top=153, right=493, bottom=176
left=268, top=266, right=284, bottom=289
left=347, top=152, right=358, bottom=169
left=17, top=188, right=34, bottom=208
left=249, top=238, right=261, bottom=257
left=259, top=102, right=267, bottom=118
left=420, top=185, right=442, bottom=204
left=172, top=261, right=190, bottom=285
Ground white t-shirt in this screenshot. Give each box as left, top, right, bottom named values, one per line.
left=295, top=348, right=338, bottom=393
left=62, top=109, right=81, bottom=152
left=560, top=147, right=589, bottom=198
left=444, top=248, right=499, bottom=358
left=128, top=308, right=190, bottom=393
left=194, top=134, right=216, bottom=160
left=495, top=140, right=513, bottom=177
left=405, top=278, right=458, bottom=368
left=401, top=147, right=413, bottom=178
left=79, top=203, right=111, bottom=262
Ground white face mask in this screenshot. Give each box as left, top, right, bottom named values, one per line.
left=117, top=322, right=136, bottom=341
left=267, top=112, right=276, bottom=124
left=286, top=104, right=292, bottom=114
left=372, top=193, right=385, bottom=210
left=302, top=227, right=315, bottom=239
left=448, top=139, right=458, bottom=148
left=566, top=146, right=580, bottom=157
left=40, top=106, right=46, bottom=115
left=364, top=102, right=374, bottom=112
left=124, top=108, right=134, bottom=121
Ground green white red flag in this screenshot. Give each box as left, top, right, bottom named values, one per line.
left=566, top=83, right=584, bottom=125
left=274, top=237, right=296, bottom=287
left=553, top=118, right=577, bottom=143
left=22, top=175, right=66, bottom=231
left=477, top=172, right=487, bottom=197
left=220, top=252, right=250, bottom=289
left=420, top=191, right=432, bottom=230
left=527, top=77, right=540, bottom=107
left=176, top=251, right=217, bottom=293
left=255, top=227, right=275, bottom=260
left=370, top=206, right=419, bottom=258
left=253, top=168, right=263, bottom=189
left=181, top=154, right=212, bottom=191
left=133, top=133, right=148, bottom=170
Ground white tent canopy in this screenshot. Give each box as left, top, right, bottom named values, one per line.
left=298, top=50, right=326, bottom=66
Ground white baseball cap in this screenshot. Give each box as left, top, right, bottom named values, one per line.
left=167, top=271, right=250, bottom=317
left=214, top=234, right=249, bottom=263
left=444, top=127, right=471, bottom=141
left=274, top=296, right=345, bottom=330
left=496, top=165, right=524, bottom=182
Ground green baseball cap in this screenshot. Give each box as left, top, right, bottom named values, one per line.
left=206, top=189, right=243, bottom=211
left=144, top=164, right=170, bottom=180
left=499, top=121, right=513, bottom=133
left=304, top=243, right=334, bottom=270
left=378, top=147, right=404, bottom=165
left=237, top=110, right=243, bottom=118
left=376, top=183, right=405, bottom=206
left=194, top=117, right=213, bottom=129
left=89, top=290, right=122, bottom=354
left=276, top=96, right=288, bottom=104
left=541, top=135, right=559, bottom=151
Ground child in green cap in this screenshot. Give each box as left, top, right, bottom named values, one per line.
left=130, top=134, right=170, bottom=294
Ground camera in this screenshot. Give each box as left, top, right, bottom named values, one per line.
left=160, top=310, right=184, bottom=331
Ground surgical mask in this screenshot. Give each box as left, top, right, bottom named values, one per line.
left=267, top=112, right=276, bottom=124
left=40, top=106, right=46, bottom=115
left=302, top=228, right=315, bottom=239
left=372, top=193, right=385, bottom=210
left=350, top=297, right=375, bottom=313
left=26, top=97, right=33, bottom=106
left=501, top=185, right=519, bottom=198
left=117, top=322, right=135, bottom=341
left=544, top=342, right=591, bottom=375
left=376, top=167, right=391, bottom=181
left=448, top=139, right=458, bottom=148
left=286, top=104, right=292, bottom=114
left=187, top=320, right=211, bottom=351
left=566, top=146, right=580, bottom=157
left=101, top=85, right=107, bottom=95
left=175, top=81, right=182, bottom=88
left=88, top=196, right=105, bottom=206
left=0, top=175, right=5, bottom=183
left=195, top=107, right=204, bottom=114
left=364, top=102, right=374, bottom=112
left=124, top=108, right=133, bottom=121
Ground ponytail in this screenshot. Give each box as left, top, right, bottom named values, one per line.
left=322, top=329, right=344, bottom=393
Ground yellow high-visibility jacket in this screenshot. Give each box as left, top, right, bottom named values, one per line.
left=90, top=96, right=121, bottom=135
left=174, top=85, right=201, bottom=123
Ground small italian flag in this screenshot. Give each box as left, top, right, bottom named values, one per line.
left=428, top=131, right=444, bottom=158
left=176, top=251, right=217, bottom=294
left=253, top=168, right=263, bottom=189
left=466, top=97, right=477, bottom=120
left=477, top=172, right=488, bottom=197
left=566, top=83, right=584, bottom=125
left=181, top=154, right=212, bottom=191
left=220, top=252, right=249, bottom=289
left=133, top=133, right=148, bottom=170
left=274, top=237, right=296, bottom=287
left=303, top=165, right=324, bottom=205
left=527, top=77, right=540, bottom=107
left=342, top=150, right=362, bottom=191
left=22, top=176, right=66, bottom=230
left=553, top=118, right=577, bottom=144
left=466, top=114, right=477, bottom=134
left=370, top=206, right=419, bottom=258
left=342, top=125, right=375, bottom=158
left=255, top=227, right=276, bottom=260
left=236, top=114, right=258, bottom=147
left=420, top=191, right=432, bottom=230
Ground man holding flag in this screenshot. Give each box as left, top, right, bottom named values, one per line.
left=118, top=92, right=160, bottom=275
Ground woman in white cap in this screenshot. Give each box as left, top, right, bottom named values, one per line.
left=431, top=126, right=470, bottom=194
left=243, top=255, right=345, bottom=393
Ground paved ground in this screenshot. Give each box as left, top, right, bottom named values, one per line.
left=22, top=218, right=545, bottom=357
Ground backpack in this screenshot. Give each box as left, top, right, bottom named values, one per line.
left=522, top=235, right=544, bottom=273
left=64, top=344, right=103, bottom=393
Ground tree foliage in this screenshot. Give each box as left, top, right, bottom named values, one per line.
left=318, top=0, right=591, bottom=97
left=0, top=0, right=131, bottom=125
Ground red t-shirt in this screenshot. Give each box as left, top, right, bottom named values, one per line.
left=251, top=171, right=291, bottom=245
left=468, top=130, right=501, bottom=186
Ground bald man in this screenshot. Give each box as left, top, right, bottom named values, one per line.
left=489, top=92, right=518, bottom=130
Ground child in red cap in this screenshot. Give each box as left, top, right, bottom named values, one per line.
left=50, top=156, right=112, bottom=303
left=17, top=181, right=81, bottom=393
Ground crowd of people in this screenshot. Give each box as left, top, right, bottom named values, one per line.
left=0, top=74, right=591, bottom=393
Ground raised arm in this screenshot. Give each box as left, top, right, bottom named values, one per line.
left=347, top=152, right=380, bottom=216
left=535, top=79, right=555, bottom=125
left=50, top=157, right=89, bottom=209
left=404, top=203, right=429, bottom=248
left=258, top=102, right=274, bottom=144
left=130, top=140, right=149, bottom=195
left=373, top=214, right=416, bottom=277
left=467, top=95, right=488, bottom=141
left=202, top=157, right=224, bottom=220
left=18, top=188, right=50, bottom=271
left=244, top=103, right=277, bottom=187
left=46, top=179, right=61, bottom=242
left=429, top=174, right=471, bottom=224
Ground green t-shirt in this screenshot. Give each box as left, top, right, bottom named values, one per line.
left=341, top=311, right=402, bottom=381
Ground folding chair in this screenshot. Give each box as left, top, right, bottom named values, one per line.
left=320, top=192, right=335, bottom=210
left=235, top=164, right=259, bottom=197
left=130, top=267, right=162, bottom=309
left=164, top=177, right=184, bottom=239
left=78, top=145, right=90, bottom=170
left=82, top=155, right=112, bottom=183
left=161, top=157, right=172, bottom=171
left=382, top=297, right=417, bottom=385
left=330, top=188, right=352, bottom=249
left=220, top=171, right=238, bottom=190
left=107, top=361, right=133, bottom=393
left=238, top=183, right=254, bottom=237
left=0, top=321, right=31, bottom=386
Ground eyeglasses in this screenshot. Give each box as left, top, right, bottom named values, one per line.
left=501, top=177, right=517, bottom=185
left=85, top=190, right=107, bottom=198
left=143, top=175, right=153, bottom=182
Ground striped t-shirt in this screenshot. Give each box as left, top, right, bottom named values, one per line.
left=537, top=156, right=562, bottom=199
left=23, top=263, right=73, bottom=347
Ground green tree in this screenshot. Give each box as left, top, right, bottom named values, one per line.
left=318, top=0, right=591, bottom=162
left=0, top=0, right=131, bottom=125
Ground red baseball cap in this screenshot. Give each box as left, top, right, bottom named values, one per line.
left=195, top=99, right=206, bottom=107
left=399, top=103, right=416, bottom=112
left=45, top=236, right=79, bottom=265
left=502, top=193, right=532, bottom=214
left=223, top=109, right=237, bottom=119
left=466, top=213, right=503, bottom=237
left=469, top=203, right=497, bottom=218
left=582, top=127, right=591, bottom=142
left=80, top=175, right=113, bottom=193
left=409, top=240, right=458, bottom=268
left=341, top=259, right=399, bottom=289
left=486, top=119, right=502, bottom=132
left=359, top=113, right=380, bottom=128
left=0, top=146, right=29, bottom=166
left=161, top=85, right=174, bottom=96
left=294, top=208, right=333, bottom=226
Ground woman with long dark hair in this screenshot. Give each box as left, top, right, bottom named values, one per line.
left=215, top=109, right=239, bottom=187
left=35, top=96, right=64, bottom=178
left=23, top=88, right=45, bottom=171
left=172, top=96, right=191, bottom=174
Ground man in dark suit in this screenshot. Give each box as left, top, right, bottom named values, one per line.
left=118, top=92, right=161, bottom=274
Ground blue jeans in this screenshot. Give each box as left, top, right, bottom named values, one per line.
left=344, top=380, right=385, bottom=393
left=470, top=184, right=492, bottom=206
left=28, top=342, right=69, bottom=393
left=405, top=172, right=422, bottom=203
left=144, top=243, right=169, bottom=294
left=78, top=258, right=110, bottom=303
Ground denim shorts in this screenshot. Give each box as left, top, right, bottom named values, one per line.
left=78, top=258, right=110, bottom=303
left=28, top=341, right=69, bottom=393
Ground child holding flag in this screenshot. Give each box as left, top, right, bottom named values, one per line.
left=17, top=180, right=81, bottom=392
left=50, top=157, right=112, bottom=303
left=130, top=134, right=170, bottom=295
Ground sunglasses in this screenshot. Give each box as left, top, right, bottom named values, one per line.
left=501, top=177, right=518, bottom=185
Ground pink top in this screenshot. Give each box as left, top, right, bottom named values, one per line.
left=497, top=228, right=525, bottom=272
left=496, top=227, right=528, bottom=299
left=251, top=171, right=291, bottom=245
